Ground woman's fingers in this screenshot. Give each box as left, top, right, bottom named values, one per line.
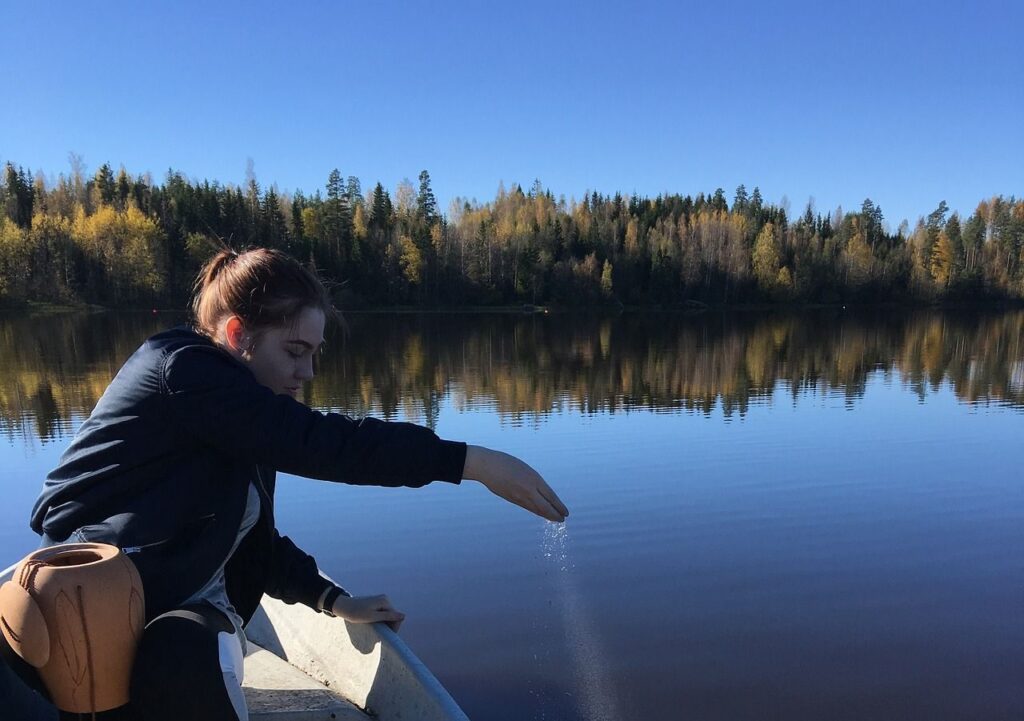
left=372, top=600, right=405, bottom=632
left=370, top=596, right=406, bottom=622
left=528, top=476, right=568, bottom=521
left=537, top=482, right=569, bottom=519
left=375, top=609, right=406, bottom=631
left=532, top=494, right=559, bottom=522
left=335, top=595, right=406, bottom=631
left=515, top=478, right=568, bottom=522
left=524, top=487, right=565, bottom=520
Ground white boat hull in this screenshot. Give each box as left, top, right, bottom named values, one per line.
left=245, top=588, right=469, bottom=721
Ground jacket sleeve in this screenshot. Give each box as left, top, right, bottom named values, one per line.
left=161, top=344, right=466, bottom=486
left=264, top=530, right=341, bottom=611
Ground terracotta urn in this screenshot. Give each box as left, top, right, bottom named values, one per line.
left=0, top=543, right=145, bottom=713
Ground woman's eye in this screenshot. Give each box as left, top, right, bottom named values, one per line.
left=287, top=350, right=302, bottom=359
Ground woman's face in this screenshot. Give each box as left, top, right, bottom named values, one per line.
left=244, top=306, right=326, bottom=398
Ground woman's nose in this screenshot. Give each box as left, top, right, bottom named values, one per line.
left=297, top=356, right=315, bottom=380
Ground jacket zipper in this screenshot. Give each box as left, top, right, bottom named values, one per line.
left=121, top=513, right=216, bottom=554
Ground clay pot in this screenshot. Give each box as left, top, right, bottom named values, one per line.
left=0, top=543, right=145, bottom=713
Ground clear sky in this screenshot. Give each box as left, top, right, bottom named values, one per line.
left=2, top=0, right=1021, bottom=229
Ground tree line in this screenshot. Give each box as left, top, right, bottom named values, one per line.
left=1, top=157, right=1022, bottom=308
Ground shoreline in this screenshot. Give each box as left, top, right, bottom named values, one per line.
left=4, top=299, right=1022, bottom=316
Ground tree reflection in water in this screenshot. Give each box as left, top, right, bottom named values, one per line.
left=1, top=309, right=1021, bottom=442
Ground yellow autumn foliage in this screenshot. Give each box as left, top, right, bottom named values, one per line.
left=352, top=204, right=368, bottom=241
left=71, top=203, right=165, bottom=301
left=930, top=230, right=955, bottom=288
left=752, top=222, right=781, bottom=291
left=399, top=234, right=422, bottom=285
left=0, top=217, right=32, bottom=299
left=844, top=218, right=875, bottom=289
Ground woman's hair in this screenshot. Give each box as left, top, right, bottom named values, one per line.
left=191, top=247, right=337, bottom=339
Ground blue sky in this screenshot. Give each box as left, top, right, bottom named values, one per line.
left=2, top=0, right=1020, bottom=228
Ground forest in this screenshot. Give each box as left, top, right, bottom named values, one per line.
left=1, top=158, right=1022, bottom=308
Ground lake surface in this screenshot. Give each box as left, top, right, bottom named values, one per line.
left=2, top=309, right=1022, bottom=720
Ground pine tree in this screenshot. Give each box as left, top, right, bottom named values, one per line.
left=116, top=168, right=131, bottom=209
left=927, top=201, right=949, bottom=231
left=711, top=188, right=728, bottom=213
left=861, top=198, right=884, bottom=248
left=370, top=182, right=392, bottom=232
left=94, top=163, right=116, bottom=206
left=290, top=193, right=307, bottom=258
left=4, top=164, right=33, bottom=228
left=262, top=187, right=288, bottom=249
left=416, top=170, right=437, bottom=223
left=733, top=184, right=749, bottom=213
left=346, top=176, right=363, bottom=209
left=750, top=187, right=763, bottom=210
left=323, top=169, right=352, bottom=270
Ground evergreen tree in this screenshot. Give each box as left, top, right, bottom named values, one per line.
left=323, top=169, right=352, bottom=270
left=733, top=184, right=749, bottom=213
left=417, top=170, right=438, bottom=223
left=94, top=163, right=116, bottom=206
left=711, top=188, right=728, bottom=213
left=116, top=168, right=131, bottom=209
left=861, top=198, right=884, bottom=248
left=3, top=163, right=35, bottom=228
left=945, top=214, right=963, bottom=271
left=290, top=192, right=305, bottom=229
left=370, top=182, right=392, bottom=232
left=262, top=187, right=288, bottom=249
left=346, top=176, right=363, bottom=209
left=927, top=200, right=949, bottom=231
left=961, top=212, right=985, bottom=275
left=749, top=186, right=764, bottom=223
left=801, top=201, right=815, bottom=228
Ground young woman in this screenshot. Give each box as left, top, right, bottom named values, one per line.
left=10, top=247, right=568, bottom=720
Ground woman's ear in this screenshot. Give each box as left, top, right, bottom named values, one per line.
left=224, top=316, right=248, bottom=353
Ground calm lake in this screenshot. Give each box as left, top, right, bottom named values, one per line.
left=1, top=309, right=1022, bottom=720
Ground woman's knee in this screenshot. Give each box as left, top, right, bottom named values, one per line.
left=130, top=605, right=245, bottom=721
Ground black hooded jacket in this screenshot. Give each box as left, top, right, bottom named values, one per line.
left=30, top=326, right=466, bottom=622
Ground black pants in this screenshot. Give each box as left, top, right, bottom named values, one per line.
left=0, top=604, right=245, bottom=721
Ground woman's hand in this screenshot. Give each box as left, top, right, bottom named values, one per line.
left=463, top=445, right=569, bottom=522
left=331, top=594, right=406, bottom=632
